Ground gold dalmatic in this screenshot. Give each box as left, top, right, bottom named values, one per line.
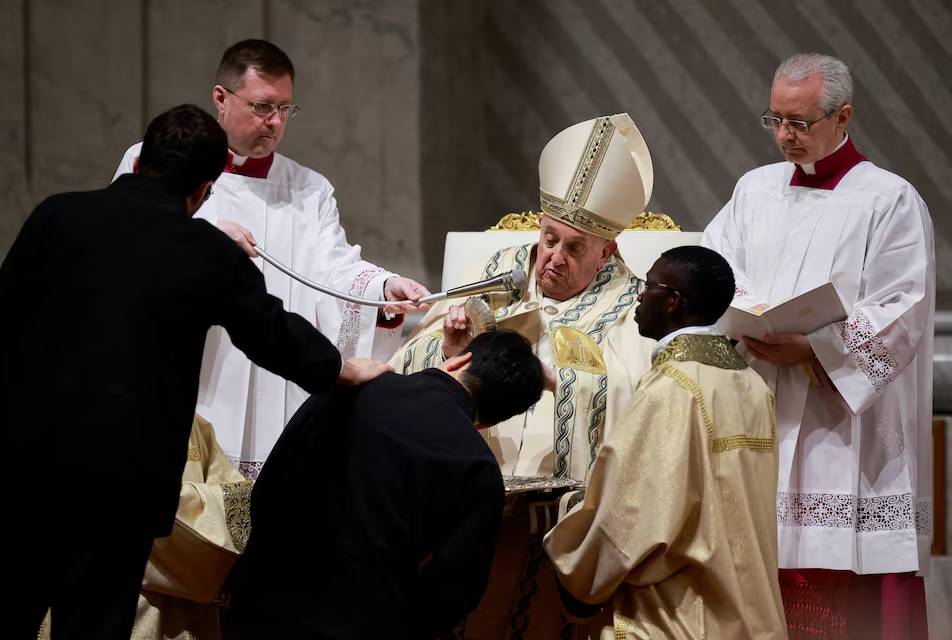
left=545, top=333, right=785, bottom=640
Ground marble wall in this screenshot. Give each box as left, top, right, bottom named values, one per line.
left=0, top=0, right=424, bottom=279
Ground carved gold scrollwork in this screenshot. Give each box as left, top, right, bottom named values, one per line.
left=487, top=211, right=679, bottom=231
left=488, top=212, right=542, bottom=230
left=627, top=211, right=681, bottom=231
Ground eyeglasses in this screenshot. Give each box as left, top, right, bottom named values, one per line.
left=634, top=277, right=680, bottom=297
left=202, top=185, right=214, bottom=203
left=223, top=86, right=300, bottom=120
left=760, top=108, right=836, bottom=135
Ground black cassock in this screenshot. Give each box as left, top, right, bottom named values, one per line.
left=225, top=369, right=505, bottom=639
left=1, top=174, right=342, bottom=639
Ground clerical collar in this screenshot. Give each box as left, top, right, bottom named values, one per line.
left=224, top=150, right=274, bottom=179
left=789, top=134, right=866, bottom=190
left=652, top=325, right=721, bottom=359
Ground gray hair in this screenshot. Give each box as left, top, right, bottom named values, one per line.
left=774, top=53, right=853, bottom=112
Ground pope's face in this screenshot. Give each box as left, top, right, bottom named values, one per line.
left=768, top=74, right=850, bottom=166
left=213, top=68, right=293, bottom=158
left=535, top=216, right=615, bottom=301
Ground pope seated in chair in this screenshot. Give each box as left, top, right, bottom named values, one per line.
left=389, top=113, right=656, bottom=639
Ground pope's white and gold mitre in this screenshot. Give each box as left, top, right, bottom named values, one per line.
left=538, top=113, right=653, bottom=239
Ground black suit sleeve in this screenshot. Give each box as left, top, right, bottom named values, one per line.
left=412, top=463, right=504, bottom=636
left=214, top=244, right=343, bottom=395
left=0, top=201, right=55, bottom=386
left=0, top=201, right=52, bottom=309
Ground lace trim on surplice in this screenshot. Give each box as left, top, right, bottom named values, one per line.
left=834, top=310, right=899, bottom=392
left=231, top=458, right=265, bottom=482
left=336, top=267, right=385, bottom=359
left=777, top=491, right=931, bottom=534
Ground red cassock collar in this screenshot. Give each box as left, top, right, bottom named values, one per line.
left=223, top=151, right=274, bottom=179
left=789, top=136, right=866, bottom=190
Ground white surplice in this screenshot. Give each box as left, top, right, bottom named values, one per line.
left=703, top=159, right=935, bottom=575
left=115, top=145, right=401, bottom=478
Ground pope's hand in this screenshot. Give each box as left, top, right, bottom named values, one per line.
left=384, top=276, right=432, bottom=315
left=742, top=332, right=814, bottom=366
left=217, top=219, right=257, bottom=257
left=442, top=305, right=471, bottom=359
left=338, top=358, right=391, bottom=385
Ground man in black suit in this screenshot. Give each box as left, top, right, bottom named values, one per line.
left=1, top=104, right=387, bottom=639
left=223, top=330, right=545, bottom=640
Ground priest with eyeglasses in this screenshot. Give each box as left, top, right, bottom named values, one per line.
left=544, top=246, right=787, bottom=639
left=703, top=52, right=934, bottom=640
left=114, top=39, right=430, bottom=482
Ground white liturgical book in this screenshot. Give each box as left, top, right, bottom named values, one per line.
left=718, top=282, right=848, bottom=341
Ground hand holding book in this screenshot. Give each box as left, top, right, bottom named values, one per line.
left=717, top=282, right=848, bottom=342
left=742, top=332, right=815, bottom=365
left=718, top=282, right=848, bottom=388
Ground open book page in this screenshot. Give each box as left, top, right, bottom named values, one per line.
left=717, top=282, right=848, bottom=341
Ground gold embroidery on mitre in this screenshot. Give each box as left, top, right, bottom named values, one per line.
left=567, top=118, right=614, bottom=208
left=540, top=117, right=623, bottom=240
left=552, top=326, right=607, bottom=375
left=539, top=192, right=624, bottom=239
left=186, top=444, right=202, bottom=461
